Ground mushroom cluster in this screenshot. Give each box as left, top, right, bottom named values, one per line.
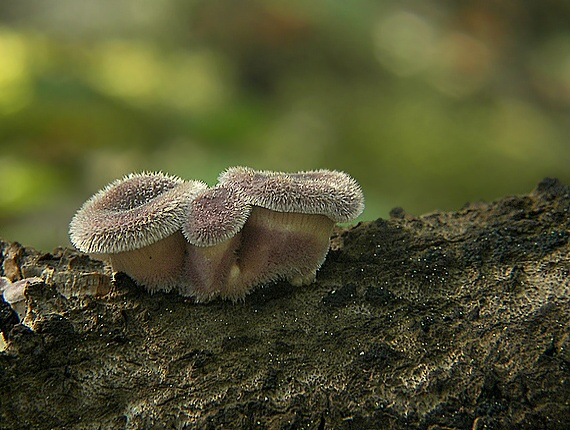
left=69, top=167, right=364, bottom=301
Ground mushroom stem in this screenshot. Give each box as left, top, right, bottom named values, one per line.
left=222, top=207, right=335, bottom=299
left=99, top=231, right=187, bottom=293
left=181, top=234, right=242, bottom=302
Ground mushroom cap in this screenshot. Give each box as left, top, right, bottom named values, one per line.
left=182, top=184, right=251, bottom=246
left=69, top=172, right=207, bottom=254
left=217, top=166, right=365, bottom=222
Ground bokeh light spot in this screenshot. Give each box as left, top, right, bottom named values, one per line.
left=0, top=29, right=33, bottom=114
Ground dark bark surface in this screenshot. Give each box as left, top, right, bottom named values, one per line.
left=1, top=178, right=569, bottom=429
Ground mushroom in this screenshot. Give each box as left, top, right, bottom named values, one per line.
left=201, top=167, right=365, bottom=300
left=69, top=167, right=364, bottom=301
left=181, top=184, right=251, bottom=301
left=69, top=172, right=207, bottom=293
left=218, top=167, right=365, bottom=222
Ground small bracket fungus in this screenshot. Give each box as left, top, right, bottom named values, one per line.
left=69, top=167, right=364, bottom=302
left=181, top=184, right=251, bottom=301
left=69, top=172, right=207, bottom=293
left=214, top=167, right=365, bottom=298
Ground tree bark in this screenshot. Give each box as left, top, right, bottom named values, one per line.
left=1, top=178, right=569, bottom=429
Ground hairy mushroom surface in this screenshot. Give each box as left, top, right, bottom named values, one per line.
left=69, top=167, right=364, bottom=302
left=214, top=167, right=365, bottom=299
left=218, top=166, right=365, bottom=222
left=181, top=184, right=251, bottom=301
left=69, top=172, right=207, bottom=293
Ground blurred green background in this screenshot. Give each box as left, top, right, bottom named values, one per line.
left=0, top=0, right=569, bottom=251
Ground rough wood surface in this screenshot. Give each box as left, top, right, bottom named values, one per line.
left=1, top=178, right=569, bottom=429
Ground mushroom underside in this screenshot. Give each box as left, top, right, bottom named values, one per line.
left=70, top=168, right=363, bottom=301
left=181, top=207, right=335, bottom=301
left=100, top=231, right=187, bottom=293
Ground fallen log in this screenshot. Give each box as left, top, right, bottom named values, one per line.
left=1, top=178, right=569, bottom=429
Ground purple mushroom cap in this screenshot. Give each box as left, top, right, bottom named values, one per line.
left=217, top=166, right=364, bottom=222
left=69, top=172, right=207, bottom=254
left=182, top=184, right=251, bottom=247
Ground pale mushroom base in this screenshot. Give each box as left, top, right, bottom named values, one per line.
left=231, top=207, right=335, bottom=293
left=99, top=231, right=187, bottom=293
left=181, top=234, right=243, bottom=302
left=180, top=207, right=335, bottom=302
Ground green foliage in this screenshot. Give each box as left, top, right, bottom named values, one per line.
left=0, top=0, right=569, bottom=249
